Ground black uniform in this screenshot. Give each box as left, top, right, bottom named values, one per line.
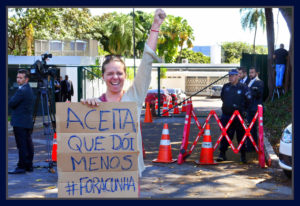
left=246, top=77, right=264, bottom=151
left=219, top=82, right=251, bottom=153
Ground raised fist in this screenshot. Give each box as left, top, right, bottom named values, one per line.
left=152, top=9, right=166, bottom=29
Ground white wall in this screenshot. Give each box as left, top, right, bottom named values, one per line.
left=210, top=44, right=221, bottom=64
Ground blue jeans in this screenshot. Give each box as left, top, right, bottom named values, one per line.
left=275, top=64, right=285, bottom=87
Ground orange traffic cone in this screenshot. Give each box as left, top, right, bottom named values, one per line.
left=162, top=97, right=170, bottom=117
left=168, top=98, right=173, bottom=115
left=181, top=98, right=186, bottom=112
left=173, top=97, right=180, bottom=114
left=153, top=123, right=177, bottom=163
left=52, top=132, right=57, bottom=162
left=195, top=124, right=217, bottom=165
left=155, top=98, right=158, bottom=110
left=144, top=102, right=153, bottom=123
left=168, top=98, right=173, bottom=110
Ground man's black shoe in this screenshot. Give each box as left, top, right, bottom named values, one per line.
left=216, top=151, right=227, bottom=162
left=240, top=152, right=247, bottom=164
left=8, top=167, right=26, bottom=174
left=26, top=167, right=33, bottom=172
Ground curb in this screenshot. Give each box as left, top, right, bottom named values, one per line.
left=264, top=133, right=280, bottom=168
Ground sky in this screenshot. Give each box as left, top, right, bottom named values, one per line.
left=89, top=7, right=290, bottom=50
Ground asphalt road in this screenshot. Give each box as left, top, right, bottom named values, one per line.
left=7, top=96, right=293, bottom=199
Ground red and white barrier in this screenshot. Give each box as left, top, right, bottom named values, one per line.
left=177, top=102, right=266, bottom=168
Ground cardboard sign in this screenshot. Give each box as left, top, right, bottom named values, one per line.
left=56, top=102, right=139, bottom=198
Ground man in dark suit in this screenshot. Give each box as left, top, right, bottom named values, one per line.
left=246, top=67, right=264, bottom=152
left=8, top=69, right=34, bottom=174
left=237, top=67, right=250, bottom=85
left=61, top=75, right=74, bottom=102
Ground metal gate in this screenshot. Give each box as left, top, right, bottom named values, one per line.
left=185, top=76, right=228, bottom=96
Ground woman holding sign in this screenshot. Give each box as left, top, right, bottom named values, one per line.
left=81, top=9, right=166, bottom=177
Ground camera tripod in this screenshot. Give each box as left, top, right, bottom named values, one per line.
left=32, top=78, right=56, bottom=173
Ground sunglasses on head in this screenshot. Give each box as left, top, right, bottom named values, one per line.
left=104, top=55, right=123, bottom=60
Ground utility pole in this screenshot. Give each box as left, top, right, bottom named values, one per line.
left=132, top=8, right=136, bottom=77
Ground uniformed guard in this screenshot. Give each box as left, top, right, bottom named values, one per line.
left=217, top=69, right=251, bottom=163
left=246, top=67, right=264, bottom=152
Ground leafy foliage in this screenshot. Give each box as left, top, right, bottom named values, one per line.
left=8, top=8, right=62, bottom=55
left=130, top=10, right=154, bottom=58
left=240, top=8, right=265, bottom=31
left=264, top=91, right=292, bottom=153
left=221, top=41, right=267, bottom=63
left=86, top=57, right=102, bottom=81
left=160, top=67, right=167, bottom=79
left=180, top=48, right=210, bottom=63
left=240, top=8, right=266, bottom=53
left=157, top=15, right=194, bottom=63
left=126, top=67, right=135, bottom=81
left=8, top=8, right=194, bottom=62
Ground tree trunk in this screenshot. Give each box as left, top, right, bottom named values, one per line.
left=253, top=24, right=257, bottom=54
left=284, top=35, right=293, bottom=92
left=265, top=8, right=275, bottom=101
left=279, top=8, right=293, bottom=92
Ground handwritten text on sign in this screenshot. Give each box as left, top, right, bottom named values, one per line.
left=56, top=102, right=138, bottom=133
left=56, top=102, right=139, bottom=198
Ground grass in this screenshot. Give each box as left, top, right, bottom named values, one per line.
left=8, top=116, right=11, bottom=122
left=264, top=90, right=292, bottom=154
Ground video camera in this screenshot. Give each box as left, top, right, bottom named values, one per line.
left=30, top=53, right=57, bottom=80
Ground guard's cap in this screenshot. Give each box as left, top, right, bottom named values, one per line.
left=229, top=69, right=239, bottom=75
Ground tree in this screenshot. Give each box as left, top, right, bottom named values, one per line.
left=157, top=15, right=179, bottom=62
left=90, top=13, right=113, bottom=53
left=265, top=8, right=275, bottom=100
left=8, top=8, right=94, bottom=55
left=8, top=8, right=62, bottom=55
left=60, top=8, right=94, bottom=40
left=130, top=10, right=154, bottom=58
left=240, top=8, right=266, bottom=53
left=25, top=23, right=34, bottom=56
left=104, top=13, right=143, bottom=56
left=177, top=19, right=194, bottom=63
left=179, top=48, right=210, bottom=63
left=279, top=8, right=293, bottom=92
left=157, top=15, right=194, bottom=63
left=221, top=41, right=267, bottom=63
